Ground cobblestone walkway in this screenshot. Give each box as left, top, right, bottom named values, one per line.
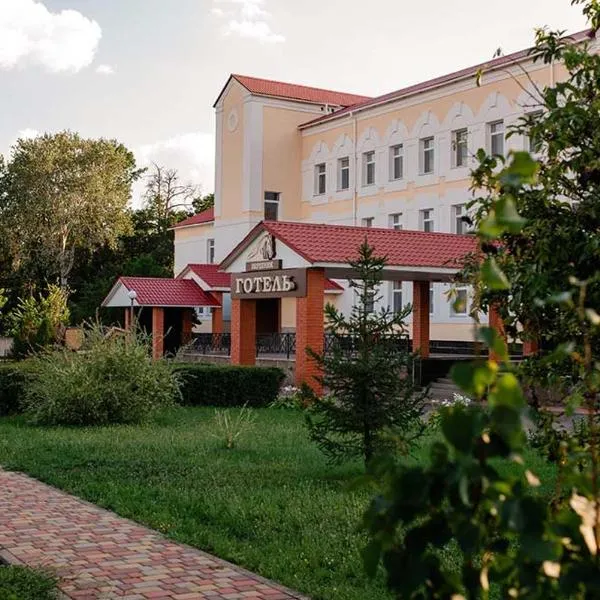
left=0, top=470, right=306, bottom=600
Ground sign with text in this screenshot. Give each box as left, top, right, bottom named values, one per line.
left=246, top=259, right=282, bottom=272
left=231, top=268, right=307, bottom=299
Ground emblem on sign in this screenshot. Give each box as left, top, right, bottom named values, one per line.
left=248, top=233, right=276, bottom=261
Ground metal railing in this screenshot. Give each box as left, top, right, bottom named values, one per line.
left=191, top=333, right=231, bottom=355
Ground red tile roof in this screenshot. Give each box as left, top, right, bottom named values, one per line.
left=182, top=264, right=231, bottom=289
left=325, top=279, right=344, bottom=292
left=221, top=221, right=478, bottom=271
left=300, top=28, right=594, bottom=129
left=215, top=74, right=371, bottom=108
left=116, top=277, right=221, bottom=307
left=171, top=208, right=214, bottom=229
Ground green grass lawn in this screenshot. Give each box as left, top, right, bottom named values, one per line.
left=0, top=408, right=557, bottom=600
left=0, top=564, right=58, bottom=600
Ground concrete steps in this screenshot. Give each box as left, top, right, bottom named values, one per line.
left=426, top=377, right=463, bottom=401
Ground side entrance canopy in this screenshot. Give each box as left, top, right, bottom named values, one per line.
left=219, top=220, right=487, bottom=393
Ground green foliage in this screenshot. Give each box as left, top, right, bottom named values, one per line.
left=6, top=285, right=69, bottom=358
left=210, top=404, right=257, bottom=449
left=23, top=326, right=179, bottom=426
left=173, top=363, right=285, bottom=407
left=192, top=192, right=215, bottom=214
left=363, top=4, right=600, bottom=596
left=0, top=131, right=141, bottom=288
left=0, top=565, right=58, bottom=600
left=306, top=241, right=425, bottom=467
left=0, top=362, right=31, bottom=416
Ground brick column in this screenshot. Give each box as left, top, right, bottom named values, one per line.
left=488, top=303, right=507, bottom=361
left=295, top=268, right=325, bottom=395
left=523, top=338, right=539, bottom=356
left=181, top=308, right=194, bottom=345
left=412, top=281, right=430, bottom=358
left=211, top=292, right=224, bottom=334
left=152, top=307, right=164, bottom=360
left=231, top=298, right=256, bottom=365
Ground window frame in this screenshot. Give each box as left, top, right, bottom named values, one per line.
left=361, top=217, right=374, bottom=228
left=263, top=191, right=280, bottom=221
left=314, top=163, right=326, bottom=196
left=206, top=238, right=215, bottom=264
left=389, top=144, right=404, bottom=181
left=363, top=151, right=376, bottom=186
left=392, top=281, right=403, bottom=314
left=488, top=120, right=505, bottom=157
left=389, top=213, right=403, bottom=231
left=451, top=286, right=469, bottom=317
left=420, top=208, right=434, bottom=233
left=420, top=137, right=435, bottom=174
left=452, top=128, right=468, bottom=168
left=337, top=156, right=350, bottom=191
left=452, top=204, right=466, bottom=234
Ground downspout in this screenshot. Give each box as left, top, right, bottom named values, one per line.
left=352, top=111, right=358, bottom=226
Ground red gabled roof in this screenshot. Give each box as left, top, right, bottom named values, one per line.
left=325, top=279, right=344, bottom=292
left=221, top=221, right=478, bottom=271
left=181, top=264, right=231, bottom=289
left=300, top=28, right=594, bottom=129
left=171, top=208, right=214, bottom=229
left=116, top=277, right=220, bottom=307
left=214, top=74, right=371, bottom=108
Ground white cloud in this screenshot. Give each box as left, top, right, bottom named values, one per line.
left=134, top=132, right=215, bottom=206
left=0, top=0, right=102, bottom=73
left=15, top=128, right=40, bottom=142
left=212, top=0, right=284, bottom=44
left=95, top=64, right=114, bottom=75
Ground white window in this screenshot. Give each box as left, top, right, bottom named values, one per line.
left=451, top=287, right=469, bottom=315
left=338, top=157, right=350, bottom=191
left=420, top=137, right=435, bottom=174
left=489, top=120, right=505, bottom=156
left=452, top=128, right=468, bottom=168
left=453, top=204, right=467, bottom=234
left=314, top=163, right=326, bottom=196
left=264, top=191, right=279, bottom=221
left=207, top=239, right=215, bottom=264
left=389, top=213, right=403, bottom=230
left=420, top=209, right=434, bottom=233
left=390, top=144, right=403, bottom=180
left=429, top=283, right=434, bottom=315
left=392, top=282, right=403, bottom=314
left=526, top=111, right=543, bottom=153
left=363, top=151, right=375, bottom=186
left=361, top=217, right=374, bottom=228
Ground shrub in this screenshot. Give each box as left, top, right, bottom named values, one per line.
left=173, top=363, right=284, bottom=407
left=210, top=404, right=256, bottom=449
left=23, top=326, right=180, bottom=426
left=6, top=285, right=69, bottom=358
left=0, top=362, right=32, bottom=416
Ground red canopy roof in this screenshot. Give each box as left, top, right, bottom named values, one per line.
left=215, top=74, right=371, bottom=108
left=221, top=221, right=478, bottom=271
left=182, top=264, right=231, bottom=289
left=171, top=208, right=214, bottom=229
left=109, top=277, right=221, bottom=308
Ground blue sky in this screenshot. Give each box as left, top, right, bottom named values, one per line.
left=0, top=0, right=588, bottom=199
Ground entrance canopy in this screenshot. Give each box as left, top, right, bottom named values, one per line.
left=102, top=276, right=221, bottom=308
left=220, top=221, right=478, bottom=282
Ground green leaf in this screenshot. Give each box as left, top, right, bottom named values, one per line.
left=499, top=152, right=539, bottom=188
left=362, top=539, right=382, bottom=578
left=441, top=407, right=482, bottom=453
left=478, top=326, right=508, bottom=363
left=585, top=308, right=600, bottom=326
left=451, top=361, right=497, bottom=397
left=481, top=257, right=510, bottom=290
left=489, top=373, right=524, bottom=409
left=495, top=197, right=527, bottom=233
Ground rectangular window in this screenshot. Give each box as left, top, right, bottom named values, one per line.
left=264, top=191, right=280, bottom=221
left=429, top=283, right=434, bottom=315
left=420, top=208, right=434, bottom=233
left=420, top=137, right=435, bottom=174
left=451, top=287, right=469, bottom=315
left=453, top=204, right=466, bottom=234
left=314, top=163, right=326, bottom=195
left=489, top=120, right=505, bottom=156
left=452, top=128, right=468, bottom=168
left=390, top=144, right=403, bottom=180
left=363, top=151, right=375, bottom=186
left=361, top=217, right=374, bottom=228
left=526, top=111, right=543, bottom=153
left=338, top=157, right=350, bottom=191
left=392, top=281, right=403, bottom=314
left=207, top=239, right=215, bottom=264
left=389, top=213, right=403, bottom=230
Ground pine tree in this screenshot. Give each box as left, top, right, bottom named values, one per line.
left=306, top=241, right=425, bottom=467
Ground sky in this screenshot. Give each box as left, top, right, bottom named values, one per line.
left=0, top=0, right=589, bottom=203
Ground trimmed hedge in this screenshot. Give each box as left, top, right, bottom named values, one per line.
left=0, top=362, right=29, bottom=416
left=173, top=363, right=285, bottom=407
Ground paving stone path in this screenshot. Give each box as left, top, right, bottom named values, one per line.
left=0, top=470, right=306, bottom=600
